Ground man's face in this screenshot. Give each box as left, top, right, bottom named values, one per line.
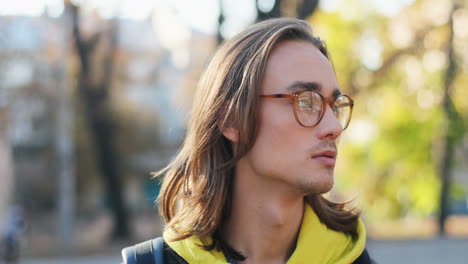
left=241, top=40, right=343, bottom=196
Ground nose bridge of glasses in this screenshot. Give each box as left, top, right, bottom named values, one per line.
left=323, top=96, right=336, bottom=111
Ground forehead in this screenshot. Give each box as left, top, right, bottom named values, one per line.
left=261, top=40, right=339, bottom=97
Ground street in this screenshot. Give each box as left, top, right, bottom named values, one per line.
left=367, top=237, right=468, bottom=264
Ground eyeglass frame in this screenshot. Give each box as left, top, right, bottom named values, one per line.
left=259, top=90, right=354, bottom=130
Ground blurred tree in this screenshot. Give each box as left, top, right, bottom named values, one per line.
left=438, top=0, right=465, bottom=236
left=217, top=0, right=225, bottom=44
left=297, top=0, right=320, bottom=19
left=217, top=0, right=319, bottom=45
left=309, top=0, right=467, bottom=231
left=256, top=0, right=282, bottom=21
left=256, top=0, right=319, bottom=22
left=68, top=2, right=129, bottom=239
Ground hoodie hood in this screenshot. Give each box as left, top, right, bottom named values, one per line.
left=163, top=203, right=366, bottom=264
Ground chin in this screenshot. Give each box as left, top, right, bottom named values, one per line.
left=298, top=184, right=333, bottom=196
left=320, top=180, right=334, bottom=194
left=297, top=176, right=334, bottom=195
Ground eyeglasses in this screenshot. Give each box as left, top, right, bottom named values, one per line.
left=259, top=90, right=354, bottom=130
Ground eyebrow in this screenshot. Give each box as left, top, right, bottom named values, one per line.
left=286, top=81, right=342, bottom=98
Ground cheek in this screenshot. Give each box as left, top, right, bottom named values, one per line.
left=258, top=103, right=292, bottom=140
left=253, top=103, right=302, bottom=161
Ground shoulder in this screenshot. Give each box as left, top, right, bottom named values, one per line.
left=353, top=248, right=376, bottom=264
left=163, top=241, right=189, bottom=264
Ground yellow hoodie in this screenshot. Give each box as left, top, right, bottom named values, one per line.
left=163, top=203, right=366, bottom=264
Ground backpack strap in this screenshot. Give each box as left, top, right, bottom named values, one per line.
left=121, top=237, right=164, bottom=264
left=151, top=237, right=164, bottom=264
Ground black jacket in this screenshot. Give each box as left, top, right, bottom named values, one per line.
left=161, top=242, right=375, bottom=264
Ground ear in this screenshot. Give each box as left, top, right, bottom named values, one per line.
left=221, top=126, right=239, bottom=143
left=218, top=107, right=239, bottom=143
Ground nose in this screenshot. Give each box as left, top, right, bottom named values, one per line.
left=317, top=105, right=342, bottom=140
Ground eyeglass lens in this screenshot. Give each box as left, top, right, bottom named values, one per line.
left=294, top=91, right=352, bottom=129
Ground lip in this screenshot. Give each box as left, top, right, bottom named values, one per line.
left=311, top=149, right=337, bottom=166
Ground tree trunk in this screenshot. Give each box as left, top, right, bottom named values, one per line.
left=256, top=0, right=282, bottom=22
left=438, top=0, right=461, bottom=236
left=297, top=0, right=319, bottom=20
left=217, top=0, right=225, bottom=45
left=69, top=3, right=130, bottom=239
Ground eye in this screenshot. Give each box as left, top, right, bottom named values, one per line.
left=334, top=96, right=352, bottom=110
left=297, top=97, right=312, bottom=108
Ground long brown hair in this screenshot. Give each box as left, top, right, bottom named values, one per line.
left=155, top=18, right=359, bottom=259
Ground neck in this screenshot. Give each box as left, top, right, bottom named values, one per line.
left=221, top=164, right=305, bottom=264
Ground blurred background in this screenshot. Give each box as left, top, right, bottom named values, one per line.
left=0, top=0, right=467, bottom=263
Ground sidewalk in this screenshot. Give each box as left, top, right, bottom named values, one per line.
left=22, top=255, right=120, bottom=264
left=367, top=237, right=468, bottom=264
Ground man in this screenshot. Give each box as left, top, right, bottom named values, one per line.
left=155, top=18, right=372, bottom=264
